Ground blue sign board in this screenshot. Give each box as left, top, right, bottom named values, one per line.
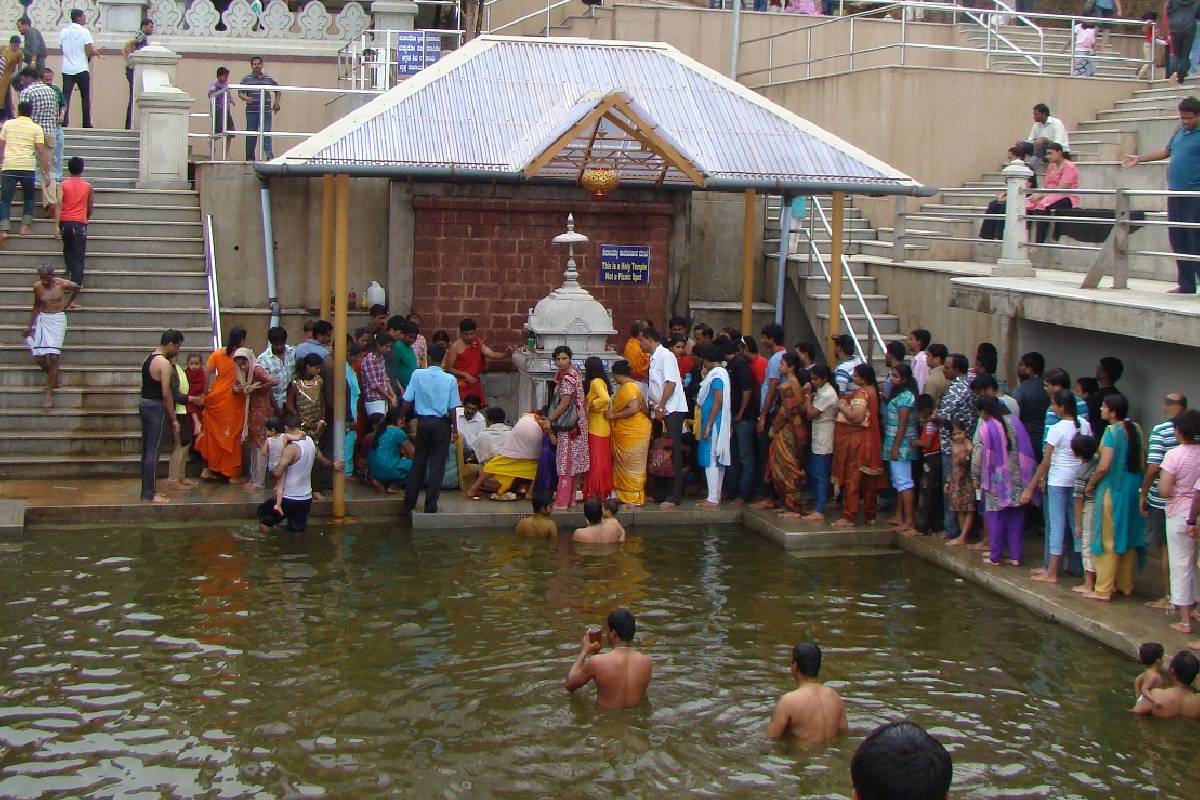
left=395, top=32, right=442, bottom=77
left=598, top=244, right=651, bottom=284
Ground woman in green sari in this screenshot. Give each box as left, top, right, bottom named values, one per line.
left=1084, top=394, right=1145, bottom=602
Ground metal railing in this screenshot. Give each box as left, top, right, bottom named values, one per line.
left=190, top=84, right=385, bottom=161
left=738, top=1, right=1150, bottom=86
left=894, top=184, right=1200, bottom=289
left=484, top=0, right=578, bottom=35
left=338, top=23, right=464, bottom=91
left=203, top=214, right=222, bottom=352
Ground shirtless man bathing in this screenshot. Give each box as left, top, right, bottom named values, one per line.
left=766, top=642, right=849, bottom=743
left=23, top=264, right=79, bottom=408
left=565, top=608, right=652, bottom=709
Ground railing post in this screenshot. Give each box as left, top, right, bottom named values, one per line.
left=892, top=195, right=906, bottom=264
left=1112, top=189, right=1130, bottom=289
left=1068, top=16, right=1075, bottom=76
left=995, top=160, right=1036, bottom=277
left=807, top=27, right=812, bottom=79
left=849, top=17, right=854, bottom=71
left=768, top=37, right=774, bottom=85
left=900, top=11, right=906, bottom=66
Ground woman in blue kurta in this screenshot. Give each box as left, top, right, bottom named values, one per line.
left=696, top=344, right=731, bottom=507
left=368, top=409, right=414, bottom=492
left=1085, top=394, right=1145, bottom=601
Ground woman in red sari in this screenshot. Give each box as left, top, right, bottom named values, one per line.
left=831, top=362, right=885, bottom=527
left=767, top=353, right=811, bottom=517
left=197, top=327, right=250, bottom=482
left=547, top=345, right=589, bottom=509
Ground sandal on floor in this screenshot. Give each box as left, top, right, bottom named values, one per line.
left=490, top=492, right=518, bottom=502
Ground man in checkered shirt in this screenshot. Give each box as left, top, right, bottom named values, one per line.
left=16, top=67, right=58, bottom=214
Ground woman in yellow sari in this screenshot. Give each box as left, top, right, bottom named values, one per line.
left=607, top=360, right=651, bottom=506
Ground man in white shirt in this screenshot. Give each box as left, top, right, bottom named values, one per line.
left=906, top=328, right=931, bottom=393
left=455, top=394, right=486, bottom=450
left=639, top=326, right=689, bottom=508
left=803, top=365, right=839, bottom=522
left=1026, top=103, right=1068, bottom=165
left=59, top=9, right=97, bottom=129
left=470, top=407, right=511, bottom=466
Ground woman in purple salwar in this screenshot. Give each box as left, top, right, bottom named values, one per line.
left=972, top=395, right=1039, bottom=567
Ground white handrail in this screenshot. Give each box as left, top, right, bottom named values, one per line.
left=799, top=202, right=868, bottom=363
left=487, top=0, right=577, bottom=35
left=203, top=214, right=222, bottom=352
left=810, top=197, right=886, bottom=360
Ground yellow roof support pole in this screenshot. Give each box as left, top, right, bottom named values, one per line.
left=331, top=173, right=350, bottom=520
left=320, top=173, right=335, bottom=321
left=740, top=188, right=756, bottom=334
left=825, top=191, right=845, bottom=365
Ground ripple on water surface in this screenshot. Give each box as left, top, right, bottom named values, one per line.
left=0, top=524, right=1192, bottom=798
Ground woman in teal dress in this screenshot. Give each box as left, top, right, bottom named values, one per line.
left=1084, top=394, right=1145, bottom=601
left=368, top=409, right=414, bottom=493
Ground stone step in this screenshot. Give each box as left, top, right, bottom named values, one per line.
left=0, top=342, right=208, bottom=367
left=0, top=233, right=203, bottom=256
left=0, top=250, right=204, bottom=271
left=0, top=267, right=208, bottom=291
left=12, top=218, right=202, bottom=238
left=63, top=127, right=139, bottom=139
left=0, top=306, right=211, bottom=333
left=813, top=311, right=900, bottom=337
left=807, top=292, right=889, bottom=315
left=0, top=431, right=142, bottom=456
left=0, top=384, right=143, bottom=409
left=0, top=364, right=148, bottom=387
left=0, top=323, right=211, bottom=347
left=81, top=203, right=201, bottom=223
left=0, top=406, right=140, bottom=432
left=765, top=215, right=870, bottom=232
left=0, top=287, right=206, bottom=309
left=0, top=453, right=162, bottom=480
left=798, top=272, right=878, bottom=294
left=770, top=251, right=870, bottom=274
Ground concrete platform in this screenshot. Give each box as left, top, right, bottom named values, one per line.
left=411, top=494, right=741, bottom=530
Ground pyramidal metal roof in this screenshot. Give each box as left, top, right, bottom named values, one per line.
left=258, top=36, right=931, bottom=196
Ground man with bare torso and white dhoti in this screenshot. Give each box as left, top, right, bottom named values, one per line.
left=23, top=264, right=78, bottom=408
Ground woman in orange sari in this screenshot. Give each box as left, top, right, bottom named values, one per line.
left=831, top=362, right=885, bottom=527
left=767, top=353, right=810, bottom=517
left=197, top=327, right=250, bottom=483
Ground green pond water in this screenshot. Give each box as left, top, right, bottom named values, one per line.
left=0, top=523, right=1193, bottom=799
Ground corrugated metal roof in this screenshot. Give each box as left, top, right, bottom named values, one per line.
left=264, top=36, right=928, bottom=195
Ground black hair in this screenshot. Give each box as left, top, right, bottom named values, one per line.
left=1102, top=394, right=1141, bottom=473
left=552, top=345, right=573, bottom=360
left=17, top=16, right=29, bottom=25
left=1070, top=433, right=1097, bottom=462
left=1045, top=142, right=1071, bottom=160
left=910, top=329, right=931, bottom=349
left=607, top=608, right=635, bottom=641
left=1019, top=351, right=1045, bottom=374
left=386, top=314, right=407, bottom=332
left=374, top=331, right=392, bottom=349
left=891, top=362, right=918, bottom=399
left=301, top=352, right=324, bottom=372
left=850, top=721, right=952, bottom=800
left=761, top=322, right=785, bottom=346
left=641, top=327, right=663, bottom=343
left=1140, top=641, right=1165, bottom=666
left=974, top=348, right=998, bottom=376
left=977, top=393, right=1007, bottom=418
left=971, top=373, right=998, bottom=394
left=851, top=362, right=874, bottom=388
left=1044, top=367, right=1071, bottom=391
left=810, top=363, right=831, bottom=383
left=369, top=304, right=387, bottom=317
left=311, top=320, right=333, bottom=338
left=16, top=100, right=32, bottom=118
left=531, top=493, right=553, bottom=514
left=886, top=339, right=906, bottom=363
left=1033, top=102, right=1050, bottom=114
left=1171, top=650, right=1200, bottom=685
left=431, top=330, right=450, bottom=345
left=947, top=353, right=969, bottom=374
left=1098, top=356, right=1124, bottom=383
left=583, top=356, right=611, bottom=395
left=628, top=319, right=644, bottom=337
left=693, top=343, right=716, bottom=364
left=668, top=334, right=688, bottom=349
left=459, top=318, right=477, bottom=332
left=223, top=326, right=247, bottom=356
left=216, top=66, right=229, bottom=77
left=428, top=343, right=447, bottom=365
left=282, top=414, right=302, bottom=430
left=791, top=642, right=822, bottom=678
left=141, top=18, right=153, bottom=28
left=781, top=351, right=803, bottom=377
left=1142, top=10, right=1158, bottom=20
left=1076, top=377, right=1099, bottom=396
left=927, top=343, right=948, bottom=360
left=461, top=394, right=482, bottom=408
left=1051, top=389, right=1079, bottom=428
left=603, top=498, right=620, bottom=517
left=1174, top=409, right=1200, bottom=443
left=583, top=498, right=603, bottom=524
left=916, top=393, right=935, bottom=412
left=795, top=341, right=816, bottom=359
left=18, top=66, right=37, bottom=80
left=611, top=359, right=631, bottom=376
left=833, top=333, right=855, bottom=357
left=373, top=408, right=403, bottom=450
left=693, top=323, right=714, bottom=340
left=1180, top=96, right=1200, bottom=115
left=741, top=335, right=759, bottom=355
left=265, top=417, right=283, bottom=434
left=668, top=316, right=690, bottom=330
left=482, top=407, right=505, bottom=425
left=266, top=325, right=287, bottom=345
left=160, top=329, right=184, bottom=345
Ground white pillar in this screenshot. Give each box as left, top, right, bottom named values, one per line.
left=371, top=1, right=419, bottom=31
left=995, top=160, right=1036, bottom=278
left=97, top=0, right=151, bottom=35
left=130, top=45, right=193, bottom=189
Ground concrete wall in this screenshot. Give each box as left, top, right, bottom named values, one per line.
left=688, top=191, right=767, bottom=303
left=1017, top=319, right=1200, bottom=428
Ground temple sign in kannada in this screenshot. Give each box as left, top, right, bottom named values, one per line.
left=599, top=244, right=651, bottom=284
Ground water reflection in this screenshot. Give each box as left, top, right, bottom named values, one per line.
left=0, top=524, right=1191, bottom=798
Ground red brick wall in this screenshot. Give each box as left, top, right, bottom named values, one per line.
left=411, top=197, right=673, bottom=355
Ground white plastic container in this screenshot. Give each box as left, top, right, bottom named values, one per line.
left=365, top=280, right=386, bottom=309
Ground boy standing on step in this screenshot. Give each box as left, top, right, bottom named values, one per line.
left=23, top=264, right=78, bottom=409
left=54, top=156, right=92, bottom=293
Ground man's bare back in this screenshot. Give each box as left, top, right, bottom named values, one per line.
left=582, top=646, right=652, bottom=709
left=767, top=682, right=848, bottom=743
left=572, top=521, right=624, bottom=544
left=1135, top=686, right=1200, bottom=719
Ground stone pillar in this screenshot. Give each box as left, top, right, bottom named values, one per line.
left=130, top=45, right=193, bottom=190
left=995, top=160, right=1036, bottom=278
left=372, top=1, right=419, bottom=32
left=97, top=0, right=151, bottom=35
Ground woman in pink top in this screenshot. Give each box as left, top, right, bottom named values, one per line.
left=1027, top=142, right=1080, bottom=243
left=1160, top=410, right=1200, bottom=634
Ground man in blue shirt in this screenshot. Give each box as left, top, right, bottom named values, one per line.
left=1123, top=96, right=1200, bottom=293
left=294, top=320, right=332, bottom=362
left=401, top=343, right=460, bottom=514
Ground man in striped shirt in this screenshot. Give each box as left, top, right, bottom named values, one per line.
left=16, top=67, right=56, bottom=213
left=360, top=332, right=395, bottom=417
left=1142, top=392, right=1188, bottom=610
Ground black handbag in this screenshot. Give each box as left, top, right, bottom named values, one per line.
left=551, top=403, right=578, bottom=433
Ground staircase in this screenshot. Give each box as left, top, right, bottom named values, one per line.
left=955, top=21, right=1142, bottom=79
left=908, top=77, right=1200, bottom=282
left=0, top=128, right=212, bottom=479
